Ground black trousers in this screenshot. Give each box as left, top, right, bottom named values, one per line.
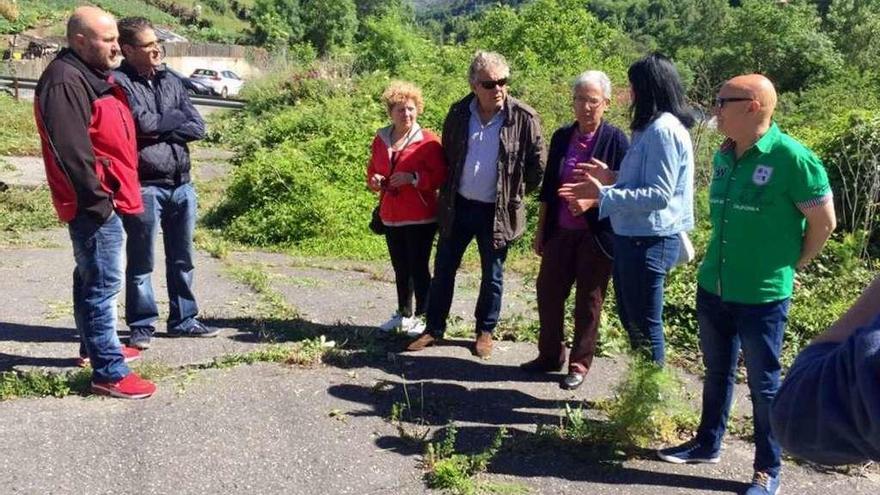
left=385, top=223, right=437, bottom=317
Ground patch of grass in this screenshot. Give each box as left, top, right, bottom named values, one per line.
left=42, top=299, right=73, bottom=321
left=208, top=337, right=335, bottom=369
left=0, top=368, right=91, bottom=400
left=0, top=339, right=335, bottom=401
left=224, top=262, right=299, bottom=320
left=194, top=227, right=231, bottom=259
left=0, top=187, right=60, bottom=238
left=424, top=425, right=511, bottom=495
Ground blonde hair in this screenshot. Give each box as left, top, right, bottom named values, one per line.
left=381, top=81, right=424, bottom=115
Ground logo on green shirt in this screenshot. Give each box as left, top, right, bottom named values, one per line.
left=752, top=165, right=773, bottom=185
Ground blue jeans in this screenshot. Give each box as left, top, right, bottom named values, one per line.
left=426, top=195, right=508, bottom=337
left=69, top=212, right=129, bottom=382
left=612, top=234, right=680, bottom=365
left=695, top=287, right=790, bottom=476
left=123, top=183, right=199, bottom=332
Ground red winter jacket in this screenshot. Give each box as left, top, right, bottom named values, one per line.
left=34, top=49, right=142, bottom=223
left=367, top=125, right=447, bottom=226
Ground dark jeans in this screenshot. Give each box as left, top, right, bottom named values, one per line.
left=68, top=212, right=129, bottom=382
left=695, top=287, right=790, bottom=477
left=612, top=234, right=680, bottom=365
left=426, top=195, right=508, bottom=337
left=123, top=183, right=199, bottom=333
left=536, top=228, right=612, bottom=374
left=385, top=223, right=437, bottom=317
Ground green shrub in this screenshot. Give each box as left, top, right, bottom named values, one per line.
left=0, top=94, right=40, bottom=156
left=816, top=113, right=880, bottom=256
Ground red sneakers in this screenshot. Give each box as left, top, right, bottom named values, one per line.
left=91, top=372, right=156, bottom=399
left=77, top=346, right=142, bottom=368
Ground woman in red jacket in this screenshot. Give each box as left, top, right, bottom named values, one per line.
left=367, top=81, right=447, bottom=334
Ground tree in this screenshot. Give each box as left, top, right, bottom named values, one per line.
left=703, top=0, right=841, bottom=93
left=301, top=0, right=358, bottom=55
left=356, top=0, right=413, bottom=20
left=825, top=0, right=880, bottom=72
left=249, top=0, right=304, bottom=49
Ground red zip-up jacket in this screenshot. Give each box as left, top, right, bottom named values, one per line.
left=366, top=125, right=447, bottom=226
left=34, top=49, right=142, bottom=223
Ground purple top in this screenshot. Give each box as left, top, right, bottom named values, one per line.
left=556, top=129, right=598, bottom=230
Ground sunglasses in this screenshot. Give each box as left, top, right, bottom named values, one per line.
left=714, top=96, right=753, bottom=108
left=478, top=78, right=508, bottom=90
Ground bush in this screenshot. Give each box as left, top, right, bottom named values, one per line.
left=817, top=113, right=880, bottom=257
left=0, top=94, right=40, bottom=156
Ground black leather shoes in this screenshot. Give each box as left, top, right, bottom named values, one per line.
left=560, top=372, right=585, bottom=390
left=520, top=358, right=564, bottom=373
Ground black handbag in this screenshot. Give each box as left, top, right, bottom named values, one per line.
left=369, top=204, right=386, bottom=235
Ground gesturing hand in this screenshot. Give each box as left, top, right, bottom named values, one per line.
left=559, top=173, right=603, bottom=202
left=369, top=173, right=386, bottom=192
left=583, top=157, right=617, bottom=185
left=567, top=198, right=597, bottom=216
left=389, top=171, right=416, bottom=188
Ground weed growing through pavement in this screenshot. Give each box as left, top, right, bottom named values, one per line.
left=541, top=356, right=698, bottom=452
left=224, top=262, right=299, bottom=320
left=423, top=425, right=515, bottom=495
left=42, top=299, right=73, bottom=321
left=0, top=339, right=337, bottom=401
left=385, top=379, right=430, bottom=443
left=194, top=228, right=231, bottom=259
left=0, top=368, right=91, bottom=400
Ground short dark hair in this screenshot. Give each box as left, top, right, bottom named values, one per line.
left=117, top=17, right=154, bottom=47
left=628, top=52, right=695, bottom=131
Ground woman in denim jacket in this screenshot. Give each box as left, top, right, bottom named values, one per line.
left=560, top=53, right=695, bottom=365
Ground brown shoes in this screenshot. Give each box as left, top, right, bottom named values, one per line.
left=405, top=332, right=436, bottom=352
left=474, top=331, right=493, bottom=358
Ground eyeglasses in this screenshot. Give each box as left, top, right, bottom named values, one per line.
left=574, top=96, right=606, bottom=109
left=133, top=40, right=162, bottom=51
left=478, top=78, right=508, bottom=90
left=714, top=96, right=753, bottom=108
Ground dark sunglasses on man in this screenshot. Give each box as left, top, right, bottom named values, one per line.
left=714, top=96, right=753, bottom=108
left=478, top=78, right=508, bottom=90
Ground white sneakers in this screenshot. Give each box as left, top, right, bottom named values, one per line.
left=378, top=312, right=425, bottom=336
left=378, top=312, right=404, bottom=332
left=403, top=316, right=426, bottom=336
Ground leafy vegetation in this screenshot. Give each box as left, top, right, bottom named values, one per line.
left=0, top=94, right=40, bottom=156
left=540, top=357, right=697, bottom=449
left=0, top=187, right=60, bottom=235
left=424, top=425, right=511, bottom=495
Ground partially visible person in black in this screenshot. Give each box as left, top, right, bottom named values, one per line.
left=113, top=17, right=219, bottom=350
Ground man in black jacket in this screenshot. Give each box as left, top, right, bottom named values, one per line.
left=113, top=17, right=218, bottom=349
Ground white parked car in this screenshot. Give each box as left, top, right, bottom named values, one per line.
left=189, top=68, right=244, bottom=98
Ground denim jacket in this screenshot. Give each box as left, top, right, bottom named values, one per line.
left=598, top=112, right=694, bottom=237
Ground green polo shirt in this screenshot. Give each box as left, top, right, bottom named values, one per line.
left=697, top=123, right=831, bottom=304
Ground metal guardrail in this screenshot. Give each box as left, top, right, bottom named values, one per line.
left=0, top=75, right=246, bottom=109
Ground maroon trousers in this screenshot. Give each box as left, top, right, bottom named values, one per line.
left=536, top=228, right=613, bottom=375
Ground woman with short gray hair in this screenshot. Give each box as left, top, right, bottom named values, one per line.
left=521, top=69, right=629, bottom=390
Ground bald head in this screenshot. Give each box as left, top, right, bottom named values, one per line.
left=714, top=73, right=779, bottom=144
left=66, top=6, right=120, bottom=71
left=724, top=74, right=777, bottom=120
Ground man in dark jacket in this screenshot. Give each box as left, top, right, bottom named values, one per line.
left=35, top=6, right=155, bottom=399
left=407, top=51, right=545, bottom=357
left=113, top=17, right=218, bottom=350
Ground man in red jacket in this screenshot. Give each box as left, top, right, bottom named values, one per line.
left=34, top=6, right=156, bottom=399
